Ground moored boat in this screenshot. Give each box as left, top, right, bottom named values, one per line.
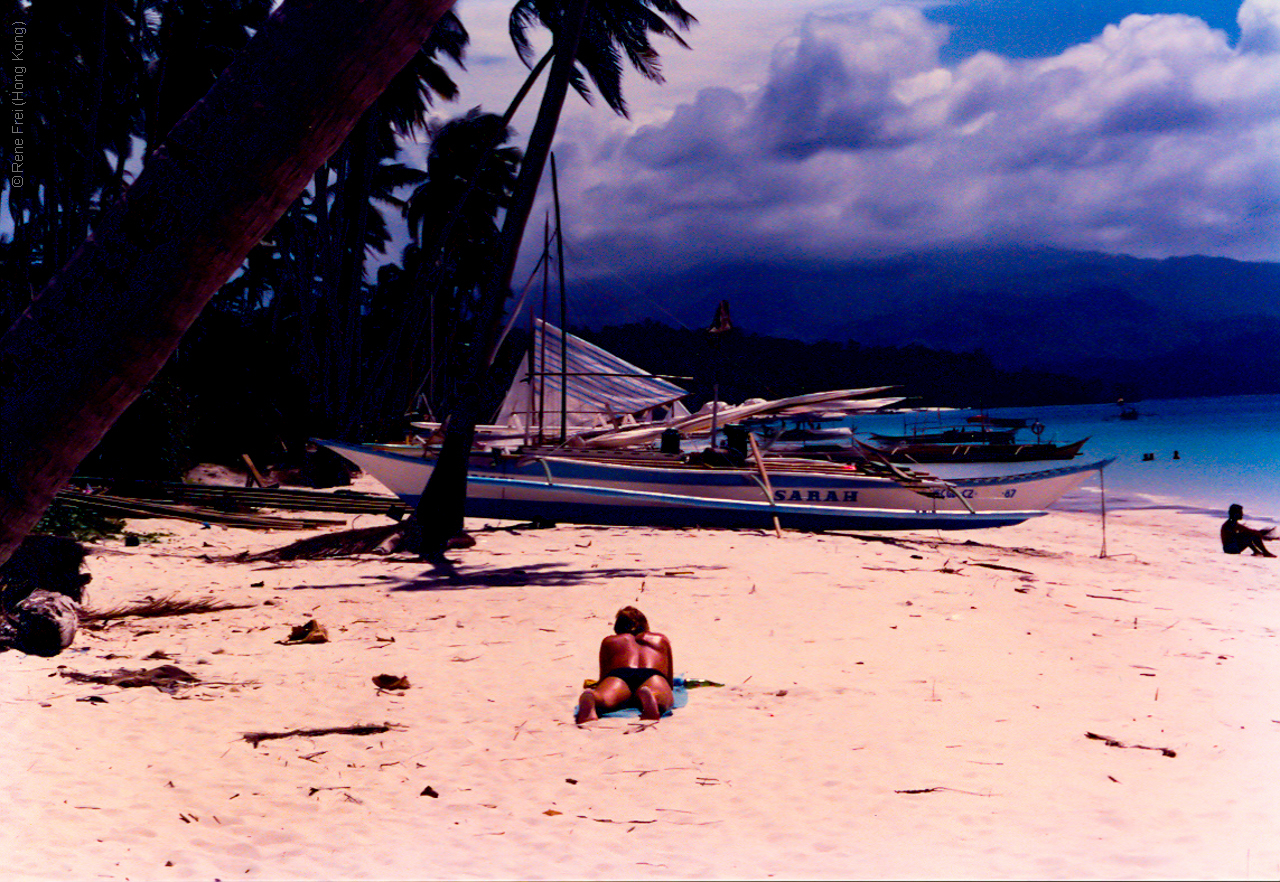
left=319, top=439, right=1110, bottom=532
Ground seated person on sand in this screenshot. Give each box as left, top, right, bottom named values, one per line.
left=1221, top=504, right=1275, bottom=557
left=576, top=606, right=674, bottom=723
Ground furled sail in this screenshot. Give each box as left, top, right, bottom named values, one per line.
left=493, top=319, right=688, bottom=436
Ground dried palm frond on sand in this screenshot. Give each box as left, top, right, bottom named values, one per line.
left=81, top=595, right=254, bottom=623
left=232, top=523, right=406, bottom=563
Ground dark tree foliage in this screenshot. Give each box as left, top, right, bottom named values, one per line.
left=3, top=0, right=474, bottom=480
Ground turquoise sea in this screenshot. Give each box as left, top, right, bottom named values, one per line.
left=853, top=394, right=1280, bottom=526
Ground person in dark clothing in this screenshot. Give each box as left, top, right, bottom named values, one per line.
left=576, top=606, right=674, bottom=723
left=1221, top=504, right=1275, bottom=557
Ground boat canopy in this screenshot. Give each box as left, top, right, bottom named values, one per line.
left=493, top=319, right=688, bottom=435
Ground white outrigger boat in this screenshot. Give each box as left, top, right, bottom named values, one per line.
left=322, top=321, right=1109, bottom=532
left=319, top=440, right=1108, bottom=532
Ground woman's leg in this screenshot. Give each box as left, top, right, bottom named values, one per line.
left=576, top=677, right=632, bottom=723
left=636, top=674, right=675, bottom=720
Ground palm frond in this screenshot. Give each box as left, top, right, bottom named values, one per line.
left=82, top=596, right=254, bottom=623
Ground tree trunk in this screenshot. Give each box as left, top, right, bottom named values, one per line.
left=0, top=0, right=457, bottom=568
left=414, top=0, right=590, bottom=554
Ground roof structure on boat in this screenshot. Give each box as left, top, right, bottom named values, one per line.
left=493, top=319, right=688, bottom=433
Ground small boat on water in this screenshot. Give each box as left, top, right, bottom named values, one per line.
left=319, top=439, right=1109, bottom=532
left=855, top=415, right=1088, bottom=464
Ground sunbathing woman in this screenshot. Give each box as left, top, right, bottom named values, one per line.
left=576, top=606, right=674, bottom=723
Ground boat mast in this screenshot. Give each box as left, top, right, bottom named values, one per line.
left=538, top=213, right=550, bottom=444
left=552, top=153, right=568, bottom=444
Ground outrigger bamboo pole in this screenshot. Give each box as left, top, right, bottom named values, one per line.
left=747, top=432, right=783, bottom=538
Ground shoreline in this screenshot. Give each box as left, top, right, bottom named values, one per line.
left=4, top=503, right=1279, bottom=879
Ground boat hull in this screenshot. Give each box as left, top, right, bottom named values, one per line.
left=321, top=441, right=1107, bottom=532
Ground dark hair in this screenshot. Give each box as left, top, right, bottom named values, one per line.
left=614, top=606, right=649, bottom=635
left=1229, top=504, right=1244, bottom=519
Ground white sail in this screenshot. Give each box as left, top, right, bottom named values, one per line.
left=493, top=319, right=687, bottom=436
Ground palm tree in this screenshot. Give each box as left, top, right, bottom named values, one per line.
left=1, top=0, right=146, bottom=327
left=0, top=0, right=459, bottom=566
left=400, top=109, right=521, bottom=418
left=414, top=0, right=696, bottom=553
left=260, top=13, right=467, bottom=441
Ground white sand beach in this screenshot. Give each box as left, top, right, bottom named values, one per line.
left=3, top=489, right=1279, bottom=880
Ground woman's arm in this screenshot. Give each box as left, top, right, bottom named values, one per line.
left=656, top=634, right=674, bottom=682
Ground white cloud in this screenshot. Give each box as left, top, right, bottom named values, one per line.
left=535, top=1, right=1280, bottom=272
left=1238, top=0, right=1280, bottom=53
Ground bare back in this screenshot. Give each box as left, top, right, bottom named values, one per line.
left=599, top=631, right=673, bottom=682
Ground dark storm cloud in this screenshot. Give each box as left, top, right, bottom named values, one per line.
left=549, top=1, right=1280, bottom=272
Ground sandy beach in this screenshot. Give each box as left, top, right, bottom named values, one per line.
left=3, top=485, right=1279, bottom=880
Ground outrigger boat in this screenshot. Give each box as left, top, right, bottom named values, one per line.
left=325, top=322, right=1108, bottom=531
left=319, top=439, right=1109, bottom=532
left=853, top=415, right=1089, bottom=464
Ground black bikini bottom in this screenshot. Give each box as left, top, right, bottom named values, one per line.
left=602, top=667, right=670, bottom=691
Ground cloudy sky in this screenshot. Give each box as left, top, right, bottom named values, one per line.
left=425, top=0, right=1279, bottom=276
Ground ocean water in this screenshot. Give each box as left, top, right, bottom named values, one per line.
left=853, top=394, right=1280, bottom=526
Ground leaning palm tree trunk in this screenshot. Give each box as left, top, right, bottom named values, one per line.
left=0, top=0, right=457, bottom=567
left=414, top=0, right=591, bottom=552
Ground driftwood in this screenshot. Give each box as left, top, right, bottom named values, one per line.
left=242, top=723, right=404, bottom=747
left=1085, top=731, right=1177, bottom=757
left=1, top=591, right=81, bottom=656
left=0, top=535, right=90, bottom=656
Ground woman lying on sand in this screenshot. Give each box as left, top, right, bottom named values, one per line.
left=576, top=606, right=674, bottom=723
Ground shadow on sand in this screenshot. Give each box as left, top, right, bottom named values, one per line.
left=385, top=560, right=653, bottom=591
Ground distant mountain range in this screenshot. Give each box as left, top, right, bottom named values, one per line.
left=566, top=248, right=1280, bottom=400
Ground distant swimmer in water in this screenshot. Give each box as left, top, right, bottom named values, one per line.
left=1220, top=504, right=1275, bottom=557
left=576, top=606, right=674, bottom=723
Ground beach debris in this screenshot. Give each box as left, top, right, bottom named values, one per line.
left=242, top=722, right=404, bottom=748
left=307, top=786, right=351, bottom=797
left=237, top=523, right=405, bottom=562
left=0, top=536, right=93, bottom=656
left=279, top=620, right=329, bottom=644
left=682, top=678, right=725, bottom=689
left=53, top=490, right=337, bottom=530
left=81, top=595, right=253, bottom=625
left=1085, top=731, right=1176, bottom=757
left=970, top=561, right=1034, bottom=575
left=1, top=590, right=81, bottom=657
left=894, top=786, right=992, bottom=796
left=447, top=531, right=477, bottom=550
left=372, top=674, right=410, bottom=691
left=420, top=785, right=439, bottom=798
left=76, top=695, right=107, bottom=704
left=59, top=664, right=199, bottom=694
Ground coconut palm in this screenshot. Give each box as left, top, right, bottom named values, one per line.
left=0, top=0, right=459, bottom=566
left=399, top=109, right=521, bottom=418
left=261, top=12, right=467, bottom=440
left=414, top=0, right=696, bottom=554
left=0, top=0, right=146, bottom=327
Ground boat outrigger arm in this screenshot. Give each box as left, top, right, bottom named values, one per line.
left=853, top=439, right=977, bottom=514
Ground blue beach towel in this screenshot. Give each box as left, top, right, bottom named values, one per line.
left=576, top=677, right=690, bottom=719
